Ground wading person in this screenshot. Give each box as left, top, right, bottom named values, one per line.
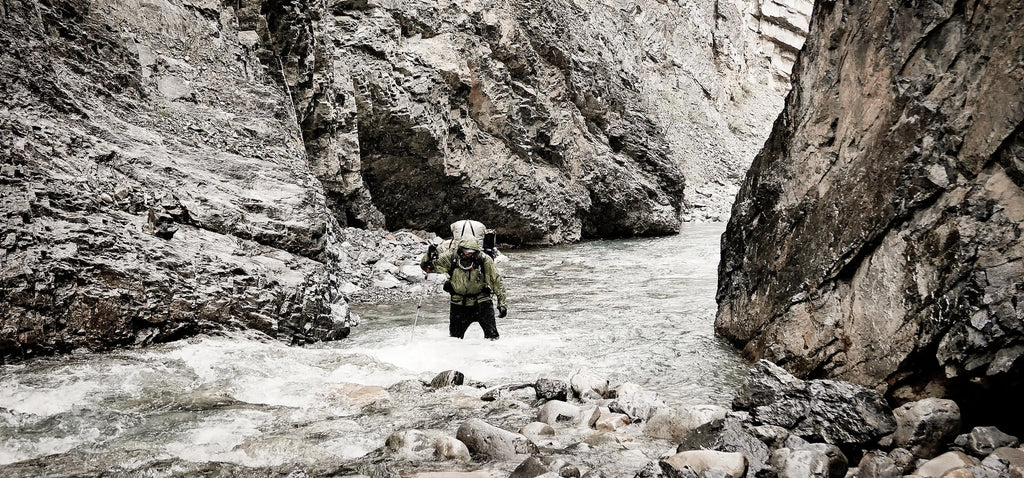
left=421, top=236, right=508, bottom=340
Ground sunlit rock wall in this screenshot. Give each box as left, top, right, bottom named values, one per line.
left=717, top=0, right=1024, bottom=427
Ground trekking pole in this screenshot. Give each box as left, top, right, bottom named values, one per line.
left=409, top=275, right=428, bottom=344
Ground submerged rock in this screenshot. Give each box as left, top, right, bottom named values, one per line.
left=535, top=378, right=572, bottom=402
left=429, top=370, right=465, bottom=389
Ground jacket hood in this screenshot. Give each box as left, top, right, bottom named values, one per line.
left=457, top=236, right=482, bottom=251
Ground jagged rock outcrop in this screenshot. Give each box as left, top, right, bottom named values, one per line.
left=717, top=0, right=1024, bottom=431
left=249, top=0, right=799, bottom=239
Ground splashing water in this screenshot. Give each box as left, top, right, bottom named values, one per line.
left=0, top=223, right=746, bottom=474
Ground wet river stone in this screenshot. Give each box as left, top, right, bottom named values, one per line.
left=455, top=418, right=537, bottom=460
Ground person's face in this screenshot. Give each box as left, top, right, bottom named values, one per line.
left=459, top=248, right=476, bottom=259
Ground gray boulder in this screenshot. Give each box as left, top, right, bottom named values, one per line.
left=570, top=370, right=609, bottom=400
left=429, top=370, right=465, bottom=389
left=455, top=418, right=537, bottom=460
left=891, top=398, right=961, bottom=458
left=912, top=451, right=979, bottom=478
left=888, top=448, right=916, bottom=475
left=537, top=400, right=583, bottom=425
left=660, top=450, right=747, bottom=478
left=953, top=426, right=1019, bottom=457
left=768, top=443, right=848, bottom=478
left=980, top=447, right=1024, bottom=477
left=733, top=360, right=895, bottom=447
left=857, top=451, right=901, bottom=478
left=385, top=429, right=433, bottom=459
left=675, top=417, right=771, bottom=478
left=644, top=405, right=729, bottom=441
left=519, top=422, right=555, bottom=437
left=481, top=383, right=534, bottom=401
left=510, top=455, right=580, bottom=478
left=748, top=424, right=791, bottom=450
left=609, top=390, right=668, bottom=422
left=433, top=436, right=471, bottom=461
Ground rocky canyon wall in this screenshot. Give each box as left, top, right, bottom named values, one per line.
left=0, top=0, right=361, bottom=361
left=244, top=0, right=806, bottom=238
left=1, top=0, right=802, bottom=360
left=717, top=0, right=1024, bottom=428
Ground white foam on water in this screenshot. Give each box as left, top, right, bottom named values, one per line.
left=0, top=426, right=102, bottom=465
left=319, top=435, right=382, bottom=460
left=0, top=372, right=105, bottom=417
left=337, top=321, right=571, bottom=383
left=163, top=409, right=267, bottom=465
left=159, top=335, right=348, bottom=408
left=0, top=226, right=746, bottom=472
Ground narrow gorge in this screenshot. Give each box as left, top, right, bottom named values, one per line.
left=5, top=0, right=1023, bottom=476
left=2, top=0, right=802, bottom=360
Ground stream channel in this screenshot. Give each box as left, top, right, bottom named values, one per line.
left=0, top=223, right=747, bottom=476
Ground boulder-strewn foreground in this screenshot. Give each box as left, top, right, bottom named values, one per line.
left=2, top=0, right=802, bottom=360
left=717, top=0, right=1024, bottom=430
left=5, top=359, right=1018, bottom=478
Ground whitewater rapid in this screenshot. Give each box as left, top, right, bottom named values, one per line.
left=0, top=223, right=746, bottom=474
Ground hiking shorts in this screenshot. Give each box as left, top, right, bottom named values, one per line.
left=449, top=301, right=499, bottom=339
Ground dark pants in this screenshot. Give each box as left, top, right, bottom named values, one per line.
left=449, top=301, right=499, bottom=339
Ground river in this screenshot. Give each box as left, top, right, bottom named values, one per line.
left=0, top=223, right=746, bottom=476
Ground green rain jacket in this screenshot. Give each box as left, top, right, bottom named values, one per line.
left=421, top=237, right=507, bottom=308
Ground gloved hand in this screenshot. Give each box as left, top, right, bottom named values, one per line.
left=498, top=306, right=507, bottom=318
left=442, top=281, right=454, bottom=294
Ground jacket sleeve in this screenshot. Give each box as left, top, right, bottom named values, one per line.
left=430, top=253, right=452, bottom=275
left=420, top=251, right=432, bottom=272
left=484, top=258, right=507, bottom=308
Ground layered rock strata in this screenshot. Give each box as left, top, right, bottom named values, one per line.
left=717, top=0, right=1024, bottom=429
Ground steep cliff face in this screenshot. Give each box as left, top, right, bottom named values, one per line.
left=0, top=0, right=357, bottom=360
left=717, top=0, right=1024, bottom=427
left=247, top=0, right=799, bottom=241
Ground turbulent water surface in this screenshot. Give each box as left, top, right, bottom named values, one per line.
left=0, top=223, right=746, bottom=476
